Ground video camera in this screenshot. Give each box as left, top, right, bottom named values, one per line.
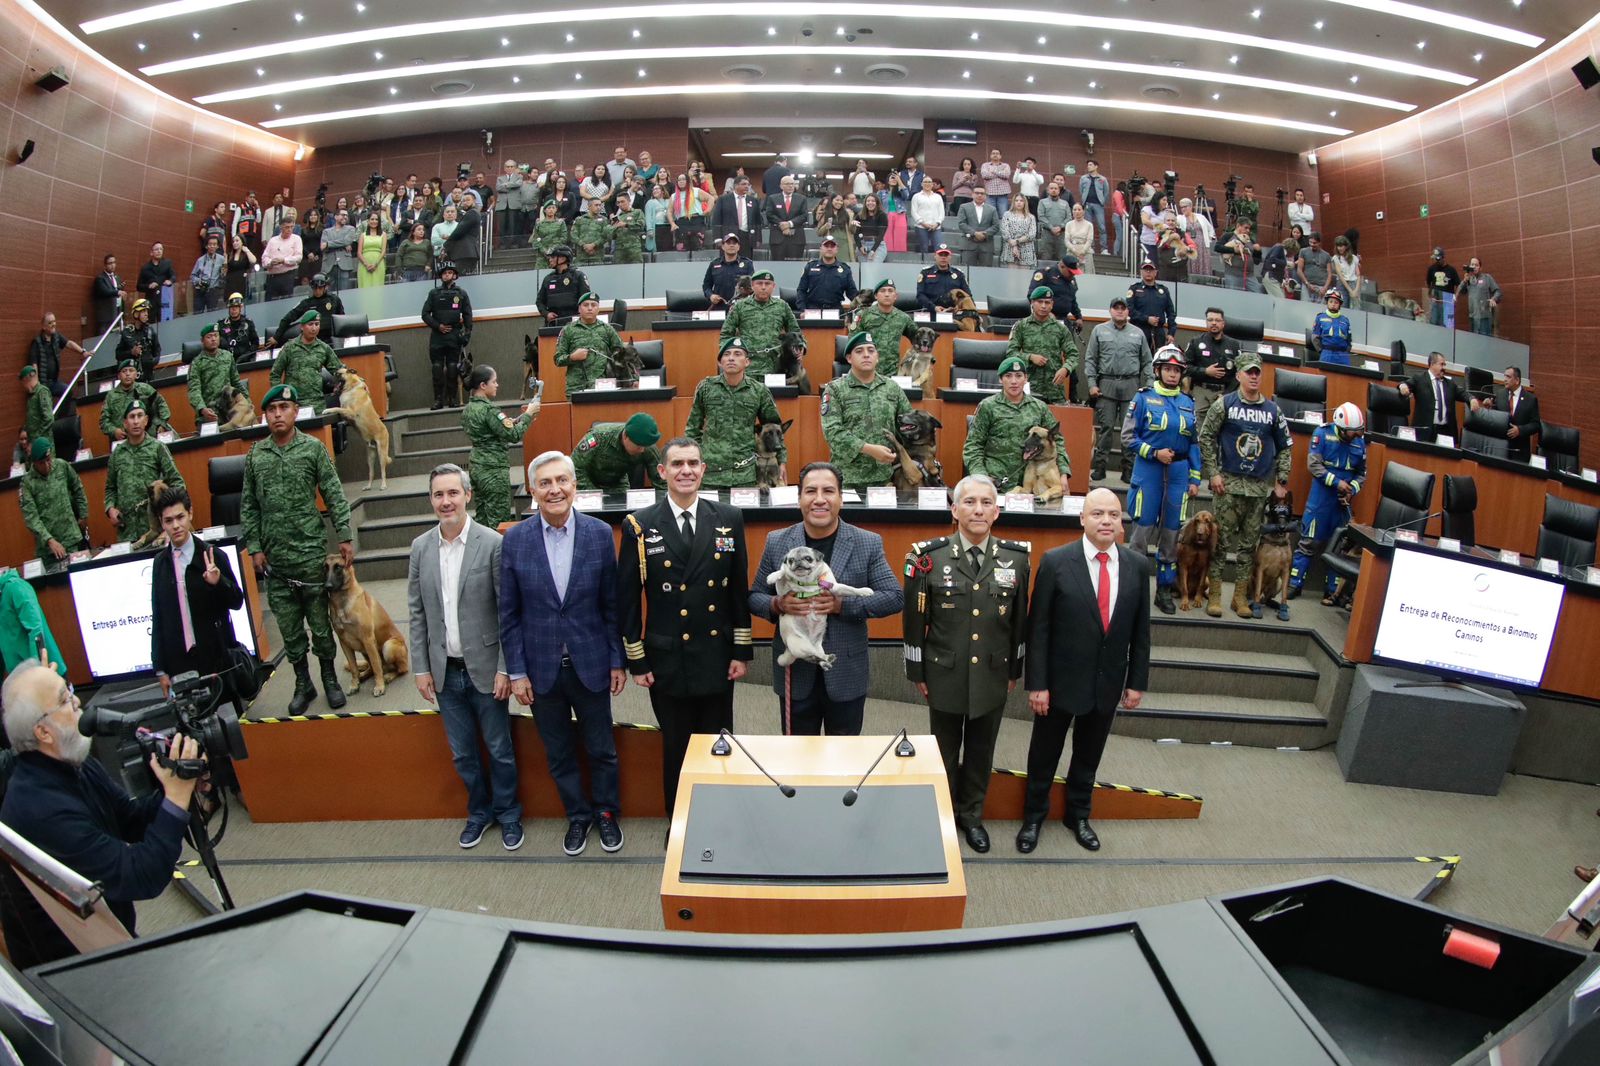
left=365, top=171, right=387, bottom=198
left=798, top=173, right=834, bottom=200
left=79, top=671, right=248, bottom=799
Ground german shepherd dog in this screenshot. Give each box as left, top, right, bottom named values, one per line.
left=217, top=385, right=256, bottom=431
left=755, top=420, right=793, bottom=489
left=323, top=555, right=410, bottom=697
left=1020, top=426, right=1065, bottom=503
left=898, top=326, right=938, bottom=389
left=948, top=288, right=983, bottom=332
left=778, top=330, right=811, bottom=394
left=324, top=367, right=392, bottom=489
left=889, top=410, right=944, bottom=490
left=613, top=342, right=644, bottom=388
left=520, top=333, right=538, bottom=399
left=1251, top=492, right=1296, bottom=620
left=129, top=479, right=170, bottom=550
left=1175, top=511, right=1218, bottom=611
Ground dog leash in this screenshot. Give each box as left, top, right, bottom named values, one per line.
left=260, top=565, right=319, bottom=590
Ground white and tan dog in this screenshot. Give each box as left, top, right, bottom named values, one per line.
left=766, top=545, right=874, bottom=670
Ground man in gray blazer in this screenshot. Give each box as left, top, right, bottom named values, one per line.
left=957, top=188, right=1001, bottom=268
left=408, top=463, right=522, bottom=851
left=750, top=462, right=904, bottom=735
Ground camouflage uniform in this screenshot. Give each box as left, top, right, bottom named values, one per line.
left=554, top=318, right=626, bottom=394
left=241, top=430, right=351, bottom=661
left=1005, top=313, right=1079, bottom=405
left=269, top=337, right=344, bottom=414
left=611, top=208, right=645, bottom=264
left=19, top=459, right=87, bottom=556
left=23, top=383, right=53, bottom=443
left=569, top=214, right=610, bottom=265
left=100, top=382, right=170, bottom=438
left=104, top=436, right=183, bottom=542
left=463, top=396, right=535, bottom=527
left=854, top=305, right=920, bottom=372
left=962, top=393, right=1070, bottom=492
left=531, top=219, right=568, bottom=268
left=187, top=348, right=246, bottom=419
left=685, top=374, right=783, bottom=488
left=1198, top=388, right=1293, bottom=612
left=572, top=422, right=662, bottom=492
left=820, top=373, right=912, bottom=489
left=1231, top=196, right=1260, bottom=240
left=719, top=296, right=800, bottom=378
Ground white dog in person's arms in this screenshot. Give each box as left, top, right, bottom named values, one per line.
left=767, top=545, right=875, bottom=670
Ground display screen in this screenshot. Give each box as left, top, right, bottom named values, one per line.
left=1373, top=546, right=1564, bottom=688
left=68, top=543, right=257, bottom=680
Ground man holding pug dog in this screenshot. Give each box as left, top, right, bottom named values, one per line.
left=963, top=356, right=1070, bottom=494
left=903, top=474, right=1029, bottom=852
left=1005, top=285, right=1078, bottom=405
left=686, top=336, right=786, bottom=488
left=104, top=399, right=184, bottom=543
left=554, top=292, right=627, bottom=394
left=187, top=323, right=247, bottom=424
left=821, top=331, right=913, bottom=490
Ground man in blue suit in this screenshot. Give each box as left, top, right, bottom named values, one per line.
left=750, top=462, right=904, bottom=735
left=501, top=449, right=627, bottom=857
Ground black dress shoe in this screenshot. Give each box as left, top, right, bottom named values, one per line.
left=962, top=824, right=991, bottom=853
left=1016, top=821, right=1042, bottom=854
left=1068, top=818, right=1100, bottom=852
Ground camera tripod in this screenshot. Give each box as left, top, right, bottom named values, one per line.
left=172, top=787, right=236, bottom=915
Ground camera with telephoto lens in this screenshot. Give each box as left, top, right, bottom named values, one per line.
left=365, top=171, right=386, bottom=197
left=78, top=672, right=248, bottom=801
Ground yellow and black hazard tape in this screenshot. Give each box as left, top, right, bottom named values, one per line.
left=172, top=858, right=205, bottom=881
left=993, top=767, right=1202, bottom=803
left=1412, top=855, right=1462, bottom=901
left=244, top=709, right=439, bottom=725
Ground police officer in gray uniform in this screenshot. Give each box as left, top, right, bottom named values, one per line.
left=1083, top=297, right=1153, bottom=482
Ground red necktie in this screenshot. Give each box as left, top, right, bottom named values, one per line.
left=1096, top=551, right=1112, bottom=630
left=785, top=195, right=791, bottom=213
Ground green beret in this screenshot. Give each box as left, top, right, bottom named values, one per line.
left=124, top=400, right=147, bottom=417
left=750, top=270, right=775, bottom=282
left=294, top=310, right=320, bottom=326
left=262, top=383, right=299, bottom=406
left=1235, top=351, right=1263, bottom=372
left=997, top=356, right=1027, bottom=376
left=19, top=365, right=36, bottom=380
left=623, top=413, right=660, bottom=446
left=578, top=291, right=601, bottom=304
left=873, top=279, right=896, bottom=294
left=842, top=330, right=874, bottom=356
left=29, top=437, right=52, bottom=461
left=718, top=335, right=747, bottom=356
left=200, top=323, right=219, bottom=337
left=1028, top=285, right=1054, bottom=301
left=118, top=359, right=138, bottom=371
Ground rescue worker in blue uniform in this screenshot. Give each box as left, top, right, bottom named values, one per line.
left=1290, top=402, right=1367, bottom=605
left=1121, top=346, right=1200, bottom=614
left=795, top=236, right=859, bottom=311
left=1126, top=260, right=1176, bottom=351
left=915, top=245, right=971, bottom=312
left=1311, top=289, right=1353, bottom=366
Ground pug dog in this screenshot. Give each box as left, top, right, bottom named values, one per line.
left=767, top=545, right=875, bottom=669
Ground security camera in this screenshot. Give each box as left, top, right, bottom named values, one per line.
left=481, top=129, right=494, bottom=155
left=800, top=22, right=814, bottom=36
left=1083, top=130, right=1095, bottom=153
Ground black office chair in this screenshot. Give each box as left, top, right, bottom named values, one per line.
left=1462, top=408, right=1511, bottom=459
left=208, top=455, right=248, bottom=527
left=1537, top=494, right=1600, bottom=568
left=51, top=415, right=81, bottom=463
left=630, top=340, right=663, bottom=372
left=1322, top=461, right=1436, bottom=598
left=1540, top=422, right=1581, bottom=474
left=894, top=292, right=922, bottom=314
left=610, top=299, right=629, bottom=331
left=1441, top=475, right=1477, bottom=547
left=1223, top=318, right=1265, bottom=345
left=1386, top=339, right=1408, bottom=381
left=181, top=340, right=203, bottom=364
left=1273, top=368, right=1327, bottom=421
left=985, top=295, right=1031, bottom=327
left=330, top=314, right=370, bottom=339
left=949, top=338, right=1011, bottom=388
left=780, top=287, right=800, bottom=311
left=665, top=289, right=710, bottom=314
left=1366, top=382, right=1410, bottom=436
left=1465, top=366, right=1495, bottom=405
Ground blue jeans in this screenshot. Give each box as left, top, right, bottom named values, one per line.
left=915, top=225, right=940, bottom=253
left=1112, top=215, right=1126, bottom=257
left=531, top=660, right=619, bottom=822
left=1472, top=317, right=1493, bottom=336
left=1082, top=203, right=1106, bottom=251
left=325, top=266, right=351, bottom=291
left=438, top=660, right=522, bottom=826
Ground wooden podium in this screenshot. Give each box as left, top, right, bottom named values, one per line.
left=661, top=733, right=965, bottom=934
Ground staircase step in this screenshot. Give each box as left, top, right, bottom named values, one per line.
left=382, top=445, right=479, bottom=478
left=357, top=513, right=451, bottom=552
left=1151, top=616, right=1318, bottom=657
left=1146, top=647, right=1319, bottom=703
left=1113, top=693, right=1330, bottom=748
left=399, top=425, right=472, bottom=452
left=347, top=546, right=413, bottom=582
left=386, top=399, right=526, bottom=433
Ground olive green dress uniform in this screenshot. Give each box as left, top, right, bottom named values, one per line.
left=554, top=319, right=626, bottom=394
left=569, top=214, right=610, bottom=265
left=819, top=373, right=913, bottom=489
left=571, top=422, right=662, bottom=492
left=531, top=220, right=568, bottom=268
left=962, top=393, right=1071, bottom=492
left=22, top=383, right=53, bottom=443
left=269, top=337, right=344, bottom=414
left=462, top=396, right=535, bottom=527
left=187, top=348, right=246, bottom=419
left=104, top=436, right=183, bottom=542
left=19, top=458, right=87, bottom=556
left=1005, top=314, right=1079, bottom=405
left=241, top=429, right=352, bottom=662
left=100, top=382, right=170, bottom=438
left=854, top=304, right=922, bottom=373
left=903, top=535, right=1031, bottom=829
left=611, top=208, right=645, bottom=264
left=719, top=296, right=800, bottom=377
left=685, top=374, right=784, bottom=488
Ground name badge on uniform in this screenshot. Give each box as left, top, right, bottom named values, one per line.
left=994, top=567, right=1016, bottom=588
left=646, top=545, right=666, bottom=556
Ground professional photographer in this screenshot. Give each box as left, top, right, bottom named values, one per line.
left=151, top=486, right=245, bottom=700
left=0, top=661, right=198, bottom=965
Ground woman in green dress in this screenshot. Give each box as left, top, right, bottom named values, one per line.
left=461, top=365, right=540, bottom=527
left=531, top=200, right=569, bottom=269
left=357, top=213, right=387, bottom=288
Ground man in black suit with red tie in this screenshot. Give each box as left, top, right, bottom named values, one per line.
left=1018, top=488, right=1151, bottom=854
left=1481, top=365, right=1540, bottom=462
left=149, top=486, right=245, bottom=699
left=765, top=175, right=809, bottom=261
left=712, top=175, right=762, bottom=255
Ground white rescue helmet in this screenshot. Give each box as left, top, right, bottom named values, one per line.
left=1332, top=402, right=1365, bottom=433
left=1152, top=344, right=1185, bottom=372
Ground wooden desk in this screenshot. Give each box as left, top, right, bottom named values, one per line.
left=661, top=733, right=965, bottom=934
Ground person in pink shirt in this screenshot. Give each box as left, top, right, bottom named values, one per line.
left=261, top=217, right=303, bottom=299
left=1110, top=186, right=1129, bottom=259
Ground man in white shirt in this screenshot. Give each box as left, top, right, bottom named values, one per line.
left=1287, top=188, right=1314, bottom=236
left=261, top=217, right=302, bottom=300
left=1013, top=157, right=1046, bottom=214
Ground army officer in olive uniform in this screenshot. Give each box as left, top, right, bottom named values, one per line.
left=554, top=292, right=626, bottom=394
left=903, top=473, right=1030, bottom=854
left=685, top=335, right=786, bottom=488
left=820, top=331, right=913, bottom=490
left=962, top=356, right=1071, bottom=493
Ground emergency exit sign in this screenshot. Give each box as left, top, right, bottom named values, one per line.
left=1419, top=204, right=1430, bottom=218
left=184, top=199, right=194, bottom=212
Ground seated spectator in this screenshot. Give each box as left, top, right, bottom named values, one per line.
left=397, top=222, right=433, bottom=282
left=1457, top=256, right=1502, bottom=336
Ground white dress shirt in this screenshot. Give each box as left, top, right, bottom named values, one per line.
left=1506, top=387, right=1522, bottom=417
left=1083, top=541, right=1119, bottom=623
left=668, top=495, right=699, bottom=538
left=437, top=520, right=471, bottom=657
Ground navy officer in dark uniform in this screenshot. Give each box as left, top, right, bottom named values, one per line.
left=1126, top=260, right=1176, bottom=351
left=795, top=236, right=859, bottom=312
left=1029, top=253, right=1084, bottom=326
left=273, top=273, right=344, bottom=346
left=536, top=246, right=590, bottom=325
left=702, top=233, right=755, bottom=308
left=1182, top=306, right=1240, bottom=426
left=216, top=292, right=262, bottom=363
left=915, top=243, right=972, bottom=312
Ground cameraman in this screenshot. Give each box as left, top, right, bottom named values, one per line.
left=151, top=486, right=245, bottom=699
left=0, top=661, right=197, bottom=965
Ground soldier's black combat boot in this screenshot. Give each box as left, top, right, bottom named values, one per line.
left=430, top=363, right=446, bottom=410
left=1154, top=585, right=1176, bottom=615
left=287, top=658, right=316, bottom=716
left=318, top=658, right=348, bottom=710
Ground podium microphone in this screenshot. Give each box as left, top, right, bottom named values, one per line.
left=1380, top=510, right=1443, bottom=536
left=842, top=729, right=916, bottom=806
left=711, top=730, right=795, bottom=797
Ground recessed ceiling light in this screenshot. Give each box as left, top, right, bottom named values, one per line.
left=631, top=28, right=640, bottom=37
left=256, top=67, right=265, bottom=76
left=1037, top=35, right=1046, bottom=44
left=767, top=26, right=776, bottom=35
left=970, top=31, right=980, bottom=40
left=565, top=33, right=574, bottom=42
left=1416, top=40, right=1426, bottom=49
left=573, top=71, right=582, bottom=79
left=273, top=102, right=283, bottom=110
left=834, top=65, right=843, bottom=74
left=355, top=1, right=365, bottom=11
left=192, top=30, right=201, bottom=39
left=136, top=41, right=146, bottom=50
left=1473, top=52, right=1484, bottom=61
left=292, top=12, right=302, bottom=22
left=511, top=75, right=520, bottom=83
left=1228, top=54, right=1239, bottom=64
left=1250, top=8, right=1261, bottom=17
left=388, top=85, right=398, bottom=94
left=1350, top=74, right=1358, bottom=83
left=374, top=50, right=383, bottom=60
left=1101, top=40, right=1111, bottom=50
left=1313, top=20, right=1324, bottom=29
left=962, top=69, right=971, bottom=78
left=1329, top=109, right=1338, bottom=116
left=836, top=25, right=846, bottom=35
left=1088, top=80, right=1097, bottom=88
left=1211, top=92, right=1221, bottom=99
left=1025, top=74, right=1034, bottom=83
left=637, top=67, right=647, bottom=76
left=500, top=36, right=509, bottom=46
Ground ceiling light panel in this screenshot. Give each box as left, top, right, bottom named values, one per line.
left=80, top=0, right=255, bottom=34
left=1318, top=0, right=1541, bottom=46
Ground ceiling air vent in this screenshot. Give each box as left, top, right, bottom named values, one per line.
left=841, top=133, right=878, bottom=148
left=739, top=134, right=774, bottom=147
left=722, top=64, right=766, bottom=83
left=1142, top=84, right=1181, bottom=100
left=432, top=79, right=474, bottom=96
left=864, top=63, right=908, bottom=83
